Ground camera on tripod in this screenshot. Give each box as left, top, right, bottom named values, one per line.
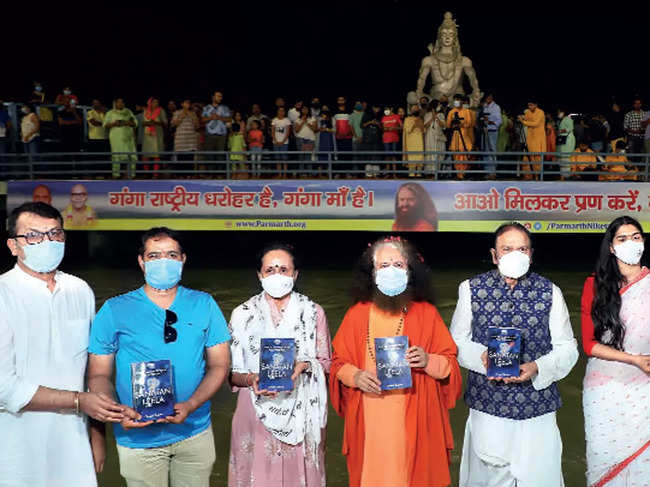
left=451, top=111, right=464, bottom=128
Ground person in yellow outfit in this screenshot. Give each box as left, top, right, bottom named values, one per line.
left=601, top=140, right=638, bottom=181
left=447, top=95, right=473, bottom=179
left=569, top=141, right=597, bottom=180
left=403, top=106, right=425, bottom=177
left=518, top=100, right=547, bottom=180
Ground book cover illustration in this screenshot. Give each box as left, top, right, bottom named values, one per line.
left=487, top=327, right=522, bottom=378
left=258, top=338, right=295, bottom=392
left=374, top=335, right=412, bottom=391
left=131, top=359, right=175, bottom=422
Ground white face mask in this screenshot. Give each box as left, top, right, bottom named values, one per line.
left=261, top=274, right=294, bottom=298
left=497, top=251, right=531, bottom=279
left=453, top=100, right=461, bottom=108
left=384, top=109, right=390, bottom=116
left=613, top=240, right=644, bottom=265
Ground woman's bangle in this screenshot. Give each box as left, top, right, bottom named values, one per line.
left=74, top=392, right=80, bottom=415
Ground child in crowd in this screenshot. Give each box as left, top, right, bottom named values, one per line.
left=229, top=111, right=247, bottom=179
left=247, top=119, right=264, bottom=178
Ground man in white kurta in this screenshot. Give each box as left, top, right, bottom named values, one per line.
left=0, top=202, right=123, bottom=487
left=450, top=223, right=579, bottom=487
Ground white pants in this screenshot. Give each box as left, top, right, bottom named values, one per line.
left=459, top=409, right=565, bottom=487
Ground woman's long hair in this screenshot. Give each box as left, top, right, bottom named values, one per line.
left=591, top=216, right=644, bottom=350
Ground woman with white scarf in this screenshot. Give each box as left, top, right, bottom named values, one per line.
left=228, top=243, right=331, bottom=487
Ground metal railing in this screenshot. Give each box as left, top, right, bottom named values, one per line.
left=0, top=149, right=647, bottom=181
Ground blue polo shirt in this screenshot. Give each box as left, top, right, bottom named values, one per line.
left=89, top=286, right=230, bottom=448
left=202, top=103, right=231, bottom=136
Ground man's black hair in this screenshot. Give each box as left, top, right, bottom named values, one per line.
left=7, top=202, right=63, bottom=237
left=139, top=227, right=184, bottom=255
left=493, top=221, right=532, bottom=248
left=257, top=242, right=299, bottom=270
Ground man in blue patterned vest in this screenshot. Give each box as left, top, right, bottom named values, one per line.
left=450, top=222, right=578, bottom=487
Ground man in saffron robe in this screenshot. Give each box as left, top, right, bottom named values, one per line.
left=330, top=237, right=462, bottom=487
left=518, top=100, right=547, bottom=180
left=447, top=94, right=474, bottom=179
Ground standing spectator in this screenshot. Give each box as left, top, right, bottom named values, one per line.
left=361, top=104, right=383, bottom=156
left=133, top=104, right=145, bottom=153
left=287, top=100, right=303, bottom=124
left=55, top=86, right=79, bottom=106
left=0, top=101, right=10, bottom=155
left=171, top=99, right=200, bottom=172
left=349, top=101, right=365, bottom=158
left=104, top=98, right=137, bottom=179
left=274, top=97, right=286, bottom=111
left=316, top=106, right=334, bottom=177
left=556, top=108, right=576, bottom=180
left=142, top=97, right=167, bottom=176
left=447, top=95, right=474, bottom=180
left=333, top=96, right=353, bottom=160
left=21, top=104, right=40, bottom=162
left=423, top=100, right=447, bottom=175
left=402, top=105, right=425, bottom=177
left=623, top=98, right=645, bottom=156
left=294, top=105, right=317, bottom=174
left=642, top=109, right=650, bottom=156
left=247, top=119, right=264, bottom=178
left=588, top=114, right=607, bottom=153
left=479, top=93, right=502, bottom=178
left=607, top=101, right=625, bottom=151
left=310, top=97, right=321, bottom=118
left=229, top=112, right=247, bottom=178
left=462, top=95, right=477, bottom=149
left=201, top=91, right=232, bottom=168
left=271, top=107, right=291, bottom=178
left=29, top=81, right=46, bottom=104
left=165, top=100, right=177, bottom=153
left=381, top=106, right=402, bottom=177
left=57, top=101, right=83, bottom=155
left=518, top=99, right=547, bottom=180
left=497, top=108, right=512, bottom=153
left=245, top=104, right=269, bottom=132
left=545, top=114, right=556, bottom=162
left=87, top=100, right=109, bottom=155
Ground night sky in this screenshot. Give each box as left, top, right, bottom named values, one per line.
left=4, top=3, right=646, bottom=116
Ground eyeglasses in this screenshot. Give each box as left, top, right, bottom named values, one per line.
left=13, top=228, right=65, bottom=245
left=164, top=309, right=178, bottom=344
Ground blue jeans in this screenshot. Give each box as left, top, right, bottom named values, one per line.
left=273, top=144, right=288, bottom=161
left=483, top=131, right=499, bottom=174
left=24, top=137, right=39, bottom=162
left=590, top=141, right=604, bottom=153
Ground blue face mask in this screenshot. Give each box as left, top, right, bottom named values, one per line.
left=375, top=266, right=408, bottom=297
left=22, top=240, right=65, bottom=273
left=144, top=258, right=183, bottom=290
left=354, top=104, right=363, bottom=111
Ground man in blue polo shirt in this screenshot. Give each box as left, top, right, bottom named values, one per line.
left=201, top=91, right=231, bottom=166
left=87, top=227, right=230, bottom=487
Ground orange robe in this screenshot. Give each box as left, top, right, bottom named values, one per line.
left=330, top=301, right=462, bottom=487
left=391, top=219, right=435, bottom=232
left=569, top=148, right=597, bottom=172
left=601, top=154, right=637, bottom=181
left=521, top=108, right=546, bottom=178
left=447, top=108, right=473, bottom=179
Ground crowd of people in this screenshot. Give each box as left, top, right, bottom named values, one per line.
left=0, top=82, right=649, bottom=180
left=1, top=201, right=649, bottom=486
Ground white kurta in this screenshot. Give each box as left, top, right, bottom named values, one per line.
left=450, top=279, right=579, bottom=487
left=0, top=265, right=97, bottom=487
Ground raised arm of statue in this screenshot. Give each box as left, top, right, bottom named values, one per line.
left=462, top=57, right=482, bottom=106
left=416, top=57, right=432, bottom=97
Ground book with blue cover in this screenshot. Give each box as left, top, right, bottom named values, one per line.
left=259, top=338, right=295, bottom=392
left=487, top=327, right=522, bottom=378
left=374, top=335, right=412, bottom=391
left=131, top=359, right=175, bottom=422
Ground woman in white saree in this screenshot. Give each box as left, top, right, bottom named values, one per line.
left=227, top=243, right=331, bottom=487
left=581, top=216, right=650, bottom=487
